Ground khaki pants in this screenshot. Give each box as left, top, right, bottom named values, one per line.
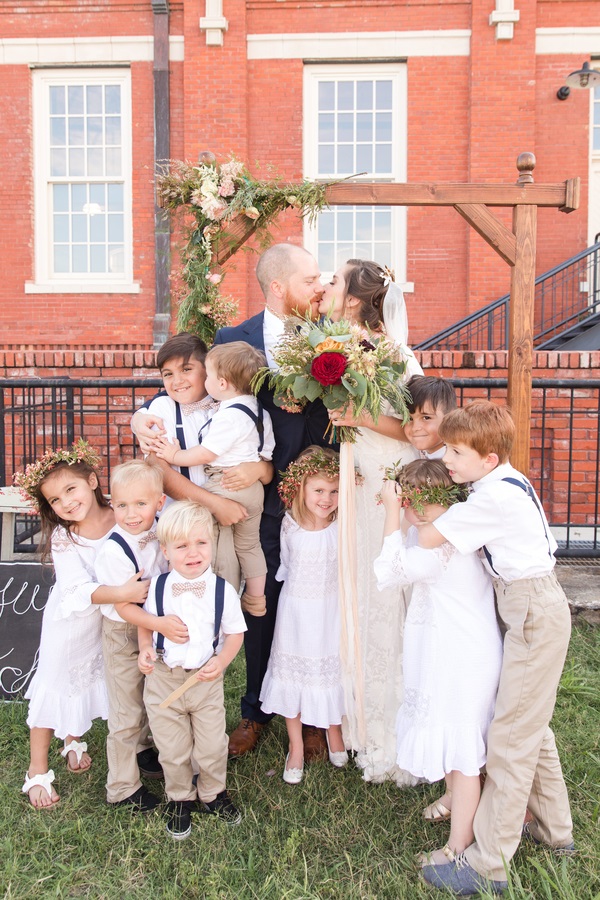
left=466, top=572, right=573, bottom=881
left=206, top=468, right=267, bottom=592
left=144, top=660, right=228, bottom=803
left=102, top=618, right=153, bottom=803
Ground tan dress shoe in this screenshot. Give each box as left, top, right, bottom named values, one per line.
left=302, top=725, right=328, bottom=763
left=228, top=719, right=265, bottom=757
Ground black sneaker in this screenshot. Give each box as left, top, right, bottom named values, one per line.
left=111, top=786, right=160, bottom=813
left=137, top=748, right=164, bottom=779
left=165, top=800, right=193, bottom=840
left=199, top=790, right=242, bottom=825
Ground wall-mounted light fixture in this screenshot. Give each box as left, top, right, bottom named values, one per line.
left=557, top=61, right=600, bottom=100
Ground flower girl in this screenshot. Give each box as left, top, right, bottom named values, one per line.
left=260, top=446, right=347, bottom=783
left=15, top=441, right=148, bottom=809
left=374, top=459, right=503, bottom=867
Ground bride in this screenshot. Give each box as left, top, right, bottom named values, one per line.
left=319, top=258, right=422, bottom=785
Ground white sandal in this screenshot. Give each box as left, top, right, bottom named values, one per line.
left=61, top=740, right=90, bottom=773
left=22, top=770, right=59, bottom=809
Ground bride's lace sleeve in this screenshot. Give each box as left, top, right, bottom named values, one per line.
left=51, top=528, right=102, bottom=620
left=374, top=529, right=444, bottom=590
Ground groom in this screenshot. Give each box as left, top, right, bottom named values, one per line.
left=214, top=243, right=333, bottom=758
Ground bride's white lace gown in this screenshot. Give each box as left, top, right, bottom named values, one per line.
left=345, top=405, right=419, bottom=784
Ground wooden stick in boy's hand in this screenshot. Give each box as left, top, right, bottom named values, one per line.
left=158, top=652, right=219, bottom=708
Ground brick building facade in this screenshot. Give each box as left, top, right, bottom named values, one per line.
left=1, top=0, right=599, bottom=349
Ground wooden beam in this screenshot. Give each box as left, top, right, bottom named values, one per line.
left=508, top=204, right=537, bottom=475
left=324, top=181, right=578, bottom=209
left=454, top=203, right=517, bottom=266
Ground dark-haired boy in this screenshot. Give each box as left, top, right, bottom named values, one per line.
left=404, top=375, right=457, bottom=461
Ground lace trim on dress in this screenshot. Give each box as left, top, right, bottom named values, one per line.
left=401, top=686, right=432, bottom=725
left=269, top=648, right=341, bottom=687
left=52, top=532, right=74, bottom=552
left=68, top=651, right=104, bottom=698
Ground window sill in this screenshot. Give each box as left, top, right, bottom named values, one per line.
left=24, top=281, right=141, bottom=294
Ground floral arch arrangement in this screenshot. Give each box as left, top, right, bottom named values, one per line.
left=156, top=152, right=330, bottom=344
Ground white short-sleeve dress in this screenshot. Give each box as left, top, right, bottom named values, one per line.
left=259, top=514, right=344, bottom=728
left=25, top=526, right=110, bottom=738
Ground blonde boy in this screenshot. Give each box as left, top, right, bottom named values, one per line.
left=95, top=460, right=188, bottom=812
left=138, top=501, right=246, bottom=840
left=418, top=401, right=573, bottom=896
left=155, top=342, right=275, bottom=617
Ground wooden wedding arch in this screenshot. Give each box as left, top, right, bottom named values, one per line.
left=324, top=152, right=580, bottom=475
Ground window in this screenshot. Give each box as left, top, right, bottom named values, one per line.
left=303, top=64, right=408, bottom=283
left=27, top=68, right=137, bottom=294
left=589, top=82, right=600, bottom=245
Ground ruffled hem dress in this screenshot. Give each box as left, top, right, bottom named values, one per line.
left=374, top=528, right=503, bottom=782
left=260, top=515, right=344, bottom=728
left=25, top=526, right=109, bottom=739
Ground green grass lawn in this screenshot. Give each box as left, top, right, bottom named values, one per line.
left=1, top=622, right=598, bottom=900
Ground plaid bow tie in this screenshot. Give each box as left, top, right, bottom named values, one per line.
left=172, top=581, right=206, bottom=599
left=181, top=398, right=219, bottom=416
left=138, top=530, right=157, bottom=550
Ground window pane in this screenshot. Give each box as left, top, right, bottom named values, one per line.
left=54, top=245, right=69, bottom=273
left=375, top=144, right=392, bottom=173
left=375, top=111, right=392, bottom=143
left=50, top=148, right=66, bottom=177
left=53, top=184, right=69, bottom=212
left=107, top=183, right=124, bottom=211
left=87, top=148, right=104, bottom=176
left=68, top=85, right=84, bottom=114
left=50, top=86, right=65, bottom=115
left=108, top=214, right=124, bottom=242
left=338, top=113, right=354, bottom=143
left=72, top=245, right=87, bottom=273
left=337, top=144, right=353, bottom=174
left=87, top=116, right=103, bottom=146
left=50, top=117, right=66, bottom=145
left=71, top=184, right=87, bottom=211
left=71, top=214, right=88, bottom=242
left=318, top=81, right=335, bottom=111
left=337, top=82, right=354, bottom=110
left=90, top=183, right=106, bottom=207
left=319, top=113, right=335, bottom=143
left=68, top=147, right=85, bottom=176
left=68, top=117, right=84, bottom=146
left=105, top=116, right=121, bottom=145
left=337, top=210, right=353, bottom=241
left=376, top=243, right=392, bottom=265
left=319, top=210, right=335, bottom=241
left=90, top=245, right=106, bottom=273
left=90, top=214, right=106, bottom=242
left=86, top=84, right=103, bottom=114
left=374, top=209, right=390, bottom=239
left=355, top=243, right=371, bottom=259
left=356, top=81, right=373, bottom=110
left=53, top=214, right=69, bottom=243
left=106, top=147, right=121, bottom=176
left=109, top=245, right=124, bottom=273
left=376, top=80, right=392, bottom=108
left=356, top=112, right=372, bottom=142
left=356, top=211, right=372, bottom=241
left=318, top=243, right=335, bottom=272
left=356, top=144, right=372, bottom=173
left=318, top=144, right=335, bottom=174
left=105, top=85, right=121, bottom=114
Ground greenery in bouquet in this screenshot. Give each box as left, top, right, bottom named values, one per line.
left=156, top=154, right=329, bottom=345
left=380, top=462, right=470, bottom=514
left=251, top=314, right=411, bottom=443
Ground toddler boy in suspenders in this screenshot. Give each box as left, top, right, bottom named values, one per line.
left=138, top=501, right=247, bottom=839
left=155, top=342, right=275, bottom=619
left=416, top=401, right=574, bottom=896
left=95, top=460, right=177, bottom=812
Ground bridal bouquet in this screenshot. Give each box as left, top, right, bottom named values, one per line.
left=252, top=315, right=411, bottom=443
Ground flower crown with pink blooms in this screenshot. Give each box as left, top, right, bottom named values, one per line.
left=13, top=438, right=101, bottom=511
left=278, top=449, right=341, bottom=509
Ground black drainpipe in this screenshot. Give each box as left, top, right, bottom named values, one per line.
left=151, top=0, right=171, bottom=346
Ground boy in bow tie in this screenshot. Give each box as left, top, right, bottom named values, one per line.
left=138, top=501, right=247, bottom=839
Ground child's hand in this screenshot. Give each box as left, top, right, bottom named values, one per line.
left=159, top=615, right=189, bottom=644
left=153, top=435, right=180, bottom=464
left=132, top=413, right=166, bottom=454
left=119, top=570, right=149, bottom=604
left=195, top=655, right=224, bottom=682
left=380, top=478, right=402, bottom=511
left=138, top=647, right=156, bottom=674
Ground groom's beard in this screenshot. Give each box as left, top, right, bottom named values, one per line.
left=282, top=289, right=321, bottom=321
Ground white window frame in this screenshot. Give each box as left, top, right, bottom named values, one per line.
left=26, top=66, right=139, bottom=294
left=303, top=62, right=411, bottom=289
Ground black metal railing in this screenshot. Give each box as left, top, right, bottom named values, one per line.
left=1, top=376, right=598, bottom=558
left=416, top=242, right=600, bottom=351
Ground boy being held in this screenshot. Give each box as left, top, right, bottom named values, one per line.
left=138, top=501, right=246, bottom=840
left=418, top=400, right=574, bottom=896
left=131, top=332, right=273, bottom=589
left=404, top=375, right=457, bottom=461
left=95, top=460, right=189, bottom=812
left=154, top=342, right=275, bottom=618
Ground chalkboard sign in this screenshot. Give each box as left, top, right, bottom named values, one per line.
left=0, top=562, right=53, bottom=700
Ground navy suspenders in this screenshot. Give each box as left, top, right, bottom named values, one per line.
left=154, top=573, right=225, bottom=661
left=198, top=402, right=265, bottom=454
left=108, top=532, right=140, bottom=571
left=483, top=477, right=553, bottom=577
left=174, top=401, right=191, bottom=480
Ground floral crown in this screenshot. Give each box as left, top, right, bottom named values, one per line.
left=278, top=449, right=341, bottom=509
left=382, top=462, right=469, bottom=515
left=13, top=439, right=101, bottom=511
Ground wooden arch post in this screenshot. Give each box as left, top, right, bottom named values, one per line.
left=324, top=153, right=580, bottom=474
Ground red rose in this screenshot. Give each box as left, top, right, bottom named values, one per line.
left=311, top=352, right=348, bottom=386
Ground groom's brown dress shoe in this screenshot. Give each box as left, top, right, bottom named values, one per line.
left=302, top=725, right=328, bottom=763
left=228, top=719, right=265, bottom=757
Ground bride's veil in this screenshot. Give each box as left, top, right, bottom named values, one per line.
left=381, top=277, right=423, bottom=377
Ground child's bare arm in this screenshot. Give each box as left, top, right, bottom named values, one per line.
left=196, top=632, right=244, bottom=682
left=220, top=459, right=274, bottom=491
left=137, top=626, right=156, bottom=674
left=115, top=602, right=189, bottom=643
left=380, top=479, right=403, bottom=538
left=91, top=572, right=149, bottom=606
left=418, top=523, right=447, bottom=549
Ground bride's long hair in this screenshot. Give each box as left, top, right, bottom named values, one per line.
left=343, top=259, right=387, bottom=332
